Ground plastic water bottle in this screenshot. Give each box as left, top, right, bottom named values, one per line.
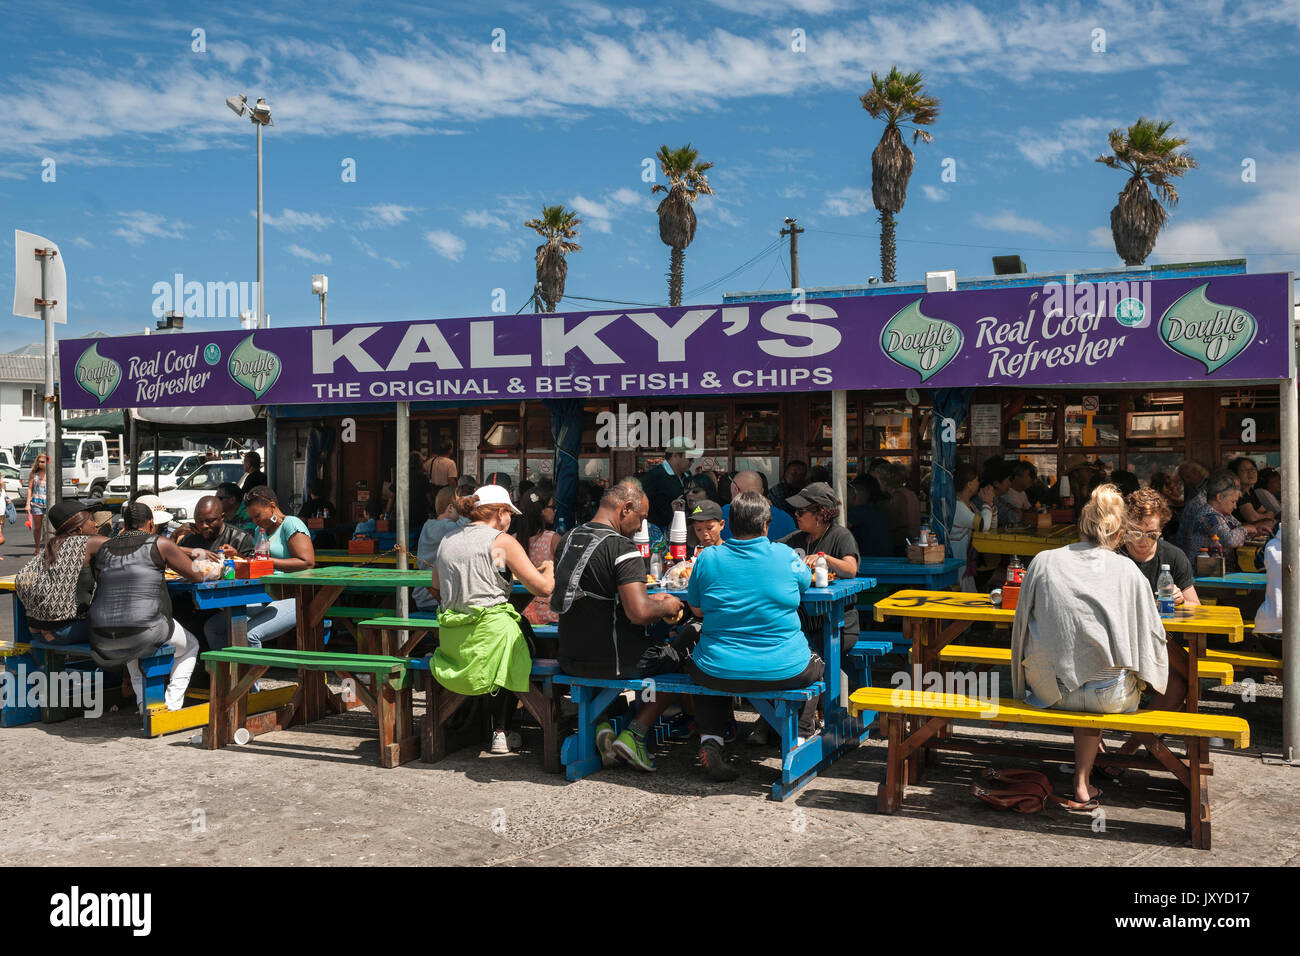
left=919, top=521, right=932, bottom=546
left=814, top=552, right=828, bottom=588
left=1157, top=564, right=1177, bottom=619
left=254, top=528, right=270, bottom=560
left=649, top=552, right=663, bottom=581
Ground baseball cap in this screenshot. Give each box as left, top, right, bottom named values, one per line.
left=474, top=484, right=522, bottom=515
left=665, top=436, right=702, bottom=458
left=134, top=493, right=174, bottom=525
left=686, top=500, right=722, bottom=522
left=786, top=481, right=840, bottom=510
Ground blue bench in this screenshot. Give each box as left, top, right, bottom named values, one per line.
left=551, top=671, right=827, bottom=800
left=27, top=640, right=174, bottom=733
left=410, top=656, right=563, bottom=771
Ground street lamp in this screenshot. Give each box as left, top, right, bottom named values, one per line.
left=312, top=274, right=328, bottom=326
left=227, top=93, right=273, bottom=328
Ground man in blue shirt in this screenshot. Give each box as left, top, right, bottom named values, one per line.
left=685, top=491, right=823, bottom=781
left=721, top=470, right=794, bottom=542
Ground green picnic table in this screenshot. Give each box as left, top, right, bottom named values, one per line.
left=263, top=566, right=432, bottom=724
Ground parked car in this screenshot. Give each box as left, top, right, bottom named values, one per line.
left=102, top=451, right=207, bottom=505
left=158, top=459, right=249, bottom=521
left=20, top=432, right=123, bottom=499
left=1, top=462, right=25, bottom=508
left=0, top=449, right=16, bottom=468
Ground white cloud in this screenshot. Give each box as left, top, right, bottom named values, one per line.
left=286, top=244, right=332, bottom=264
left=1088, top=226, right=1113, bottom=249
left=462, top=209, right=512, bottom=231
left=261, top=208, right=333, bottom=231
left=350, top=234, right=406, bottom=270
left=360, top=203, right=417, bottom=229
left=490, top=239, right=525, bottom=263
left=921, top=185, right=949, bottom=202
left=72, top=236, right=93, bottom=247
left=425, top=229, right=466, bottom=261
left=1017, top=116, right=1118, bottom=169
left=113, top=210, right=186, bottom=246
left=972, top=210, right=1058, bottom=240
left=821, top=187, right=873, bottom=217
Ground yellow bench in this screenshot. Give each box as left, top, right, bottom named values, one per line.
left=937, top=644, right=1235, bottom=686
left=1204, top=647, right=1282, bottom=675
left=848, top=686, right=1249, bottom=850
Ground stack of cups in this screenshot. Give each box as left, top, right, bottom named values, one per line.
left=669, top=509, right=687, bottom=562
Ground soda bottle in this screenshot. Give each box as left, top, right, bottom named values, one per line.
left=814, top=552, right=829, bottom=588
left=1008, top=554, right=1023, bottom=584
left=254, top=527, right=271, bottom=560
left=1157, top=564, right=1177, bottom=619
left=223, top=558, right=236, bottom=580
left=1208, top=534, right=1223, bottom=558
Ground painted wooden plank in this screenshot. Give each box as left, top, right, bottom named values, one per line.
left=846, top=687, right=1250, bottom=747
left=146, top=685, right=298, bottom=737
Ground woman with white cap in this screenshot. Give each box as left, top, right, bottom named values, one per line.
left=86, top=499, right=208, bottom=711
left=429, top=484, right=554, bottom=754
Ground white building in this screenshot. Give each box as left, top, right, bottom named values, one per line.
left=0, top=353, right=48, bottom=460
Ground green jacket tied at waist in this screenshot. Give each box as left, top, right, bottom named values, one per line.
left=432, top=603, right=532, bottom=696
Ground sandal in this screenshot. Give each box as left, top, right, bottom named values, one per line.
left=1051, top=795, right=1101, bottom=812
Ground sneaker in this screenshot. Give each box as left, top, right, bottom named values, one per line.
left=745, top=721, right=770, bottom=747
left=698, top=739, right=741, bottom=782
left=723, top=718, right=739, bottom=744
left=506, top=731, right=522, bottom=751
left=595, top=721, right=618, bottom=768
left=489, top=731, right=509, bottom=754
left=612, top=728, right=656, bottom=772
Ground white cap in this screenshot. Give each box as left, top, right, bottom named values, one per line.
left=134, top=493, right=174, bottom=525
left=474, top=484, right=522, bottom=514
left=665, top=435, right=702, bottom=459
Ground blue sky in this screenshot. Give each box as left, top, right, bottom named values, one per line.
left=2, top=0, right=1298, bottom=349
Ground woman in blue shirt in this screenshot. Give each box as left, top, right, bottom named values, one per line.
left=685, top=491, right=823, bottom=781
left=204, top=485, right=315, bottom=652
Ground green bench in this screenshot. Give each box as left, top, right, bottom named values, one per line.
left=201, top=647, right=419, bottom=768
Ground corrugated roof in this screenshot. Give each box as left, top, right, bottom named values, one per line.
left=0, top=354, right=47, bottom=383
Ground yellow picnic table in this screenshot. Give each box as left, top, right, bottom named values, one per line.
left=314, top=550, right=399, bottom=567
left=874, top=589, right=1244, bottom=713
left=970, top=523, right=1079, bottom=556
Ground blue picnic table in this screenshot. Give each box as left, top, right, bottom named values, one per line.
left=1194, top=573, right=1265, bottom=592
left=856, top=556, right=964, bottom=589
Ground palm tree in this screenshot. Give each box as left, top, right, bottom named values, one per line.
left=860, top=67, right=939, bottom=282
left=652, top=144, right=714, bottom=306
left=1096, top=117, right=1197, bottom=266
left=524, top=205, right=582, bottom=312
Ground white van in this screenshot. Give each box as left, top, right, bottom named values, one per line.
left=102, top=451, right=207, bottom=505
left=20, top=432, right=124, bottom=500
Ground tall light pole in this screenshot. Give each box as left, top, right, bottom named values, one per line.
left=312, top=274, right=328, bottom=325
left=227, top=94, right=273, bottom=327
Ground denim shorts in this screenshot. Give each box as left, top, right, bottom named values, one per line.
left=1051, top=671, right=1140, bottom=714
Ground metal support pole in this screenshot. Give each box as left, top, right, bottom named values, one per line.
left=832, top=390, right=848, bottom=528
left=265, top=411, right=276, bottom=493
left=152, top=428, right=160, bottom=492
left=256, top=121, right=264, bottom=327
left=128, top=414, right=139, bottom=499
left=51, top=388, right=62, bottom=510
left=396, top=402, right=411, bottom=611
left=40, top=249, right=61, bottom=504
left=319, top=292, right=326, bottom=326
left=1281, top=372, right=1299, bottom=762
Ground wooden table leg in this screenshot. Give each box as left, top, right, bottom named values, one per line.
left=294, top=584, right=343, bottom=725
left=1185, top=633, right=1203, bottom=713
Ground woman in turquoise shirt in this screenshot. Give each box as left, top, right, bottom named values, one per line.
left=204, top=485, right=315, bottom=652
left=685, top=491, right=823, bottom=781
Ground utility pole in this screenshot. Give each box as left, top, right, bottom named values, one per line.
left=781, top=217, right=804, bottom=289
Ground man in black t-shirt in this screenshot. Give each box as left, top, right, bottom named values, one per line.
left=175, top=496, right=255, bottom=557
left=1121, top=489, right=1200, bottom=604
left=555, top=478, right=683, bottom=773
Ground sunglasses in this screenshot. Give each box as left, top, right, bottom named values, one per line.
left=1128, top=529, right=1161, bottom=542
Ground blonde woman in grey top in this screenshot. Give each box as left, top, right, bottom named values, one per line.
left=1010, top=484, right=1167, bottom=809
left=429, top=485, right=553, bottom=754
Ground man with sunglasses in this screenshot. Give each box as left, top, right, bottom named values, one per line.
left=1121, top=488, right=1199, bottom=606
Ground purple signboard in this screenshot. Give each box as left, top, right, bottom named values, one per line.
left=59, top=272, right=1293, bottom=410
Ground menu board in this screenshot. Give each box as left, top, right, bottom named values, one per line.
left=970, top=403, right=1001, bottom=446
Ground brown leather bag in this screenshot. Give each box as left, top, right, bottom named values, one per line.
left=970, top=768, right=1054, bottom=813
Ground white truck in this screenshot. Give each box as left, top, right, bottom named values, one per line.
left=102, top=450, right=207, bottom=505
left=19, top=432, right=124, bottom=500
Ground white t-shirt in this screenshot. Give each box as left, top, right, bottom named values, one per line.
left=1254, top=536, right=1283, bottom=635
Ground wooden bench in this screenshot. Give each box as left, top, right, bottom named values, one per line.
left=407, top=656, right=564, bottom=772
left=28, top=640, right=173, bottom=733
left=551, top=671, right=826, bottom=800
left=355, top=616, right=438, bottom=657
left=937, top=643, right=1236, bottom=687
left=201, top=647, right=418, bottom=767
left=1203, top=647, right=1282, bottom=677
left=848, top=686, right=1250, bottom=850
